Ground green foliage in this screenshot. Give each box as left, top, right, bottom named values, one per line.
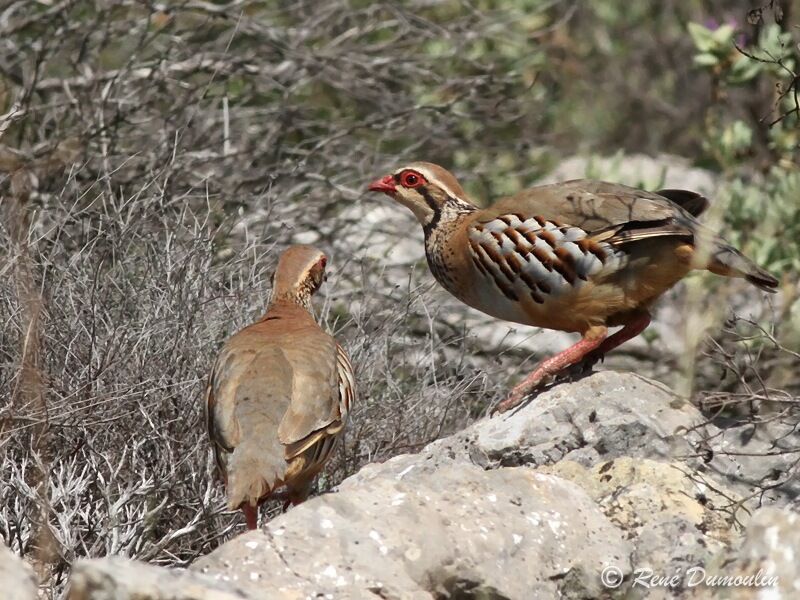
left=689, top=19, right=798, bottom=167
left=687, top=16, right=798, bottom=294
left=688, top=21, right=739, bottom=67
left=708, top=119, right=754, bottom=166
left=689, top=21, right=794, bottom=82
left=724, top=168, right=800, bottom=275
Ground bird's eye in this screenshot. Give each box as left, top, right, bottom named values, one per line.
left=400, top=171, right=424, bottom=188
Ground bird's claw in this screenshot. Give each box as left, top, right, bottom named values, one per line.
left=490, top=377, right=551, bottom=416
left=492, top=356, right=606, bottom=417
left=553, top=353, right=604, bottom=383
left=490, top=393, right=522, bottom=417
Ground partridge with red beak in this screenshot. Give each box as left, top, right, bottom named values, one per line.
left=205, top=245, right=355, bottom=528
left=368, top=162, right=778, bottom=413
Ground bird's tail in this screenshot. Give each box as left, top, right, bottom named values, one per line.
left=226, top=438, right=287, bottom=511
left=706, top=241, right=779, bottom=293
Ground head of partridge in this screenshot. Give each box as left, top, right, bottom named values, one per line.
left=272, top=244, right=327, bottom=305
left=368, top=162, right=472, bottom=226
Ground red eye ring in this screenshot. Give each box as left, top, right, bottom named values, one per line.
left=400, top=170, right=425, bottom=188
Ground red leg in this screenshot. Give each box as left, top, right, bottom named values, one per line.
left=494, top=333, right=607, bottom=414
left=493, top=312, right=653, bottom=415
left=589, top=312, right=651, bottom=359
left=242, top=504, right=258, bottom=530
left=283, top=486, right=310, bottom=512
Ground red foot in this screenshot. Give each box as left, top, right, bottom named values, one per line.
left=242, top=504, right=258, bottom=530
left=492, top=312, right=651, bottom=415
left=493, top=335, right=607, bottom=414
left=587, top=313, right=651, bottom=362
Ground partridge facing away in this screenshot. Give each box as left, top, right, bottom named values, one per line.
left=368, top=162, right=778, bottom=413
left=205, top=245, right=355, bottom=529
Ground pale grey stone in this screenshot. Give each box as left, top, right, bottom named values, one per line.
left=700, top=507, right=799, bottom=600
left=68, top=557, right=255, bottom=600
left=0, top=544, right=38, bottom=600
left=192, top=461, right=632, bottom=600
left=538, top=153, right=720, bottom=196
left=425, top=371, right=704, bottom=469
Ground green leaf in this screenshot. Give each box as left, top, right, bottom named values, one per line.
left=693, top=52, right=720, bottom=67
left=710, top=24, right=735, bottom=46
left=687, top=22, right=717, bottom=53
left=728, top=57, right=763, bottom=83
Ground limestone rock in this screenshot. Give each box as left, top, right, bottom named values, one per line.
left=703, top=419, right=800, bottom=509
left=192, top=460, right=632, bottom=599
left=427, top=371, right=704, bottom=470
left=701, top=507, right=800, bottom=600
left=68, top=557, right=255, bottom=600
left=0, top=545, right=38, bottom=600
left=424, top=371, right=792, bottom=511
left=540, top=458, right=740, bottom=599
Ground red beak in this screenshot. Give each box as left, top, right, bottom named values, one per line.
left=367, top=174, right=396, bottom=194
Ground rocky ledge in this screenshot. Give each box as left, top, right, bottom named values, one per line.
left=7, top=371, right=799, bottom=599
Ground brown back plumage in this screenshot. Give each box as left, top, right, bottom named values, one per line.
left=479, top=178, right=778, bottom=292
left=205, top=245, right=355, bottom=514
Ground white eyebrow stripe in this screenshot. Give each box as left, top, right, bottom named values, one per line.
left=394, top=165, right=463, bottom=202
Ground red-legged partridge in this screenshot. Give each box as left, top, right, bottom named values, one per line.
left=368, top=162, right=778, bottom=413
left=205, top=245, right=355, bottom=529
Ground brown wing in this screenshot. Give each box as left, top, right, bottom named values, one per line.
left=205, top=334, right=292, bottom=494
left=334, top=342, right=356, bottom=420
left=458, top=177, right=778, bottom=319
left=487, top=179, right=703, bottom=246
left=277, top=328, right=341, bottom=448
left=282, top=342, right=354, bottom=474
left=205, top=344, right=265, bottom=478
left=205, top=372, right=231, bottom=478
